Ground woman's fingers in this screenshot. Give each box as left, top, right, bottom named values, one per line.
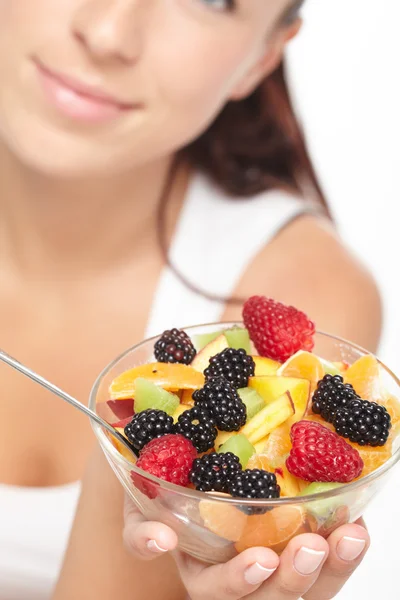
left=176, top=533, right=329, bottom=600
left=122, top=494, right=368, bottom=600
left=303, top=520, right=370, bottom=600
left=122, top=495, right=178, bottom=561
left=254, top=533, right=329, bottom=599
left=174, top=547, right=279, bottom=600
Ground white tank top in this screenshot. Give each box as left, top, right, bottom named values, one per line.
left=0, top=173, right=318, bottom=599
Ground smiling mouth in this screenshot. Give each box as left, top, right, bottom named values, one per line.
left=33, top=59, right=140, bottom=123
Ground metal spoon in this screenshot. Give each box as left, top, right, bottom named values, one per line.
left=0, top=348, right=138, bottom=459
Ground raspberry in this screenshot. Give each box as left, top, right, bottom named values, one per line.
left=312, top=374, right=358, bottom=423
left=204, top=348, right=255, bottom=389
left=193, top=376, right=247, bottom=432
left=136, top=434, right=197, bottom=487
left=154, top=328, right=196, bottom=365
left=190, top=452, right=242, bottom=492
left=333, top=399, right=392, bottom=446
left=286, top=421, right=364, bottom=483
left=228, top=469, right=280, bottom=515
left=124, top=409, right=174, bottom=451
left=174, top=406, right=217, bottom=453
left=242, top=296, right=315, bottom=362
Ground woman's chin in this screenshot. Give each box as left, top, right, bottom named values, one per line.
left=0, top=118, right=131, bottom=179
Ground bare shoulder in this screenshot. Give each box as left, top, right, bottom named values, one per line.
left=223, top=214, right=382, bottom=352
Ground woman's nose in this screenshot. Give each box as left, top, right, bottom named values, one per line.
left=71, top=0, right=149, bottom=65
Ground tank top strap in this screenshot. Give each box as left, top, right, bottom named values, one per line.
left=145, top=173, right=323, bottom=337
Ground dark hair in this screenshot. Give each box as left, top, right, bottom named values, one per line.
left=186, top=58, right=328, bottom=211
left=158, top=2, right=329, bottom=302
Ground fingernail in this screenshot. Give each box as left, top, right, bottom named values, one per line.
left=294, top=547, right=326, bottom=575
left=337, top=536, right=366, bottom=562
left=146, top=539, right=168, bottom=553
left=244, top=562, right=276, bottom=585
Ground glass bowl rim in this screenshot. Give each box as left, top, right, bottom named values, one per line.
left=89, top=322, right=400, bottom=508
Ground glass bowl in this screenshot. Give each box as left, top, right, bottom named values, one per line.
left=89, top=323, right=400, bottom=564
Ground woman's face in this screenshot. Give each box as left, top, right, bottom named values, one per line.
left=0, top=0, right=295, bottom=176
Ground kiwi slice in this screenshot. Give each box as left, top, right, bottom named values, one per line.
left=238, top=387, right=266, bottom=420
left=218, top=434, right=256, bottom=468
left=134, top=378, right=180, bottom=416
left=319, top=358, right=342, bottom=377
left=300, top=482, right=343, bottom=518
left=194, top=327, right=252, bottom=354
left=224, top=327, right=252, bottom=354
left=193, top=331, right=223, bottom=351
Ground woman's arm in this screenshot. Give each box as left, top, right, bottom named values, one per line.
left=223, top=214, right=382, bottom=352
left=53, top=447, right=186, bottom=600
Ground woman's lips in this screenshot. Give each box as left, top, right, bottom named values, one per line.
left=34, top=60, right=136, bottom=124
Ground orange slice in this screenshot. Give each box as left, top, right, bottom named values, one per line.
left=235, top=505, right=305, bottom=554
left=109, top=363, right=205, bottom=400
left=278, top=351, right=325, bottom=384
left=344, top=355, right=381, bottom=401
left=355, top=445, right=392, bottom=478
left=199, top=497, right=248, bottom=542
left=253, top=436, right=269, bottom=454
left=247, top=453, right=273, bottom=471
left=383, top=395, right=400, bottom=428
left=262, top=422, right=292, bottom=468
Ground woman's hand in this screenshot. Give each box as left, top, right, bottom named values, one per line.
left=123, top=497, right=369, bottom=600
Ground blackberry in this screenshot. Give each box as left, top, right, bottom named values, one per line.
left=193, top=376, right=247, bottom=432
left=204, top=348, right=255, bottom=389
left=333, top=399, right=392, bottom=446
left=124, top=409, right=174, bottom=451
left=228, top=469, right=280, bottom=515
left=174, top=406, right=217, bottom=453
left=154, top=328, right=196, bottom=365
left=190, top=452, right=242, bottom=492
left=312, top=374, right=359, bottom=423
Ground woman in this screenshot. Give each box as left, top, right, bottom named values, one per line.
left=0, top=0, right=380, bottom=598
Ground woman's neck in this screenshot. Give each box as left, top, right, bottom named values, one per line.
left=0, top=145, right=186, bottom=277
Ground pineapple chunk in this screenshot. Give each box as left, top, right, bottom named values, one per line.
left=252, top=356, right=281, bottom=376
left=240, top=392, right=295, bottom=444
left=249, top=376, right=310, bottom=423
left=172, top=404, right=189, bottom=423
left=275, top=465, right=303, bottom=497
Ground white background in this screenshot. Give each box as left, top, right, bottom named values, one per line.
left=287, top=1, right=399, bottom=597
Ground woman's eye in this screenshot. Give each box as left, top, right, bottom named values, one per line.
left=199, top=0, right=235, bottom=12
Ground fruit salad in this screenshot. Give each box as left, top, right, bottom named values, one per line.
left=99, top=296, right=400, bottom=552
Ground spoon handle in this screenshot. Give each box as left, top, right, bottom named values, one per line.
left=0, top=349, right=137, bottom=458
